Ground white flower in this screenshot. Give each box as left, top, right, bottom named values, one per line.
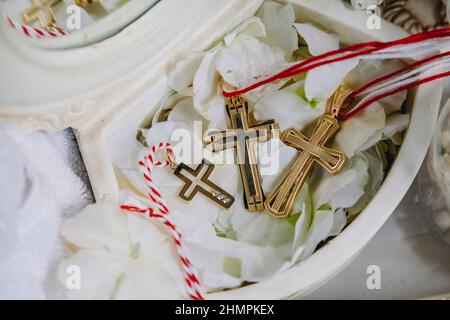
left=58, top=202, right=185, bottom=299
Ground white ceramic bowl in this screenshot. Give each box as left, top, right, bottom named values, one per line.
left=103, top=0, right=442, bottom=299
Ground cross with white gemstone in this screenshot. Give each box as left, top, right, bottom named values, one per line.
left=22, top=0, right=62, bottom=30
left=174, top=160, right=235, bottom=209
left=205, top=96, right=279, bottom=212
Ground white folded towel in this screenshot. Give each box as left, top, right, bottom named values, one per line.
left=0, top=124, right=89, bottom=299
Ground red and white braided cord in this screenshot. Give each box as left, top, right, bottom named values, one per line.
left=2, top=13, right=68, bottom=38
left=120, top=142, right=204, bottom=300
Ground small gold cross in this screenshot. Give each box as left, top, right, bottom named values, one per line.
left=205, top=96, right=279, bottom=212
left=174, top=160, right=235, bottom=209
left=22, top=0, right=63, bottom=30
left=264, top=86, right=352, bottom=218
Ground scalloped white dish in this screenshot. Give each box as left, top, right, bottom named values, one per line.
left=92, top=0, right=442, bottom=299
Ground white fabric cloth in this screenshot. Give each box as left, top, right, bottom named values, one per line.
left=0, top=124, right=90, bottom=299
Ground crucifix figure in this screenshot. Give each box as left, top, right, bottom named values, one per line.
left=264, top=86, right=352, bottom=218
left=205, top=96, right=279, bottom=212
left=22, top=0, right=63, bottom=30
left=174, top=160, right=235, bottom=209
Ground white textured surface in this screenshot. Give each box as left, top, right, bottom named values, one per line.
left=305, top=185, right=450, bottom=300
left=306, top=79, right=450, bottom=300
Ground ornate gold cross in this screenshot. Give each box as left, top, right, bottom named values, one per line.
left=264, top=86, right=352, bottom=218
left=205, top=96, right=279, bottom=211
left=22, top=0, right=63, bottom=30
left=174, top=160, right=235, bottom=209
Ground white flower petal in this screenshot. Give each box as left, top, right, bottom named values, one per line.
left=329, top=208, right=347, bottom=237
left=313, top=156, right=369, bottom=210
left=236, top=213, right=294, bottom=248
left=61, top=202, right=129, bottom=254
left=349, top=151, right=384, bottom=215
left=145, top=120, right=203, bottom=165
left=292, top=184, right=313, bottom=249
left=254, top=82, right=326, bottom=132
left=193, top=45, right=222, bottom=117
left=343, top=59, right=407, bottom=114
left=305, top=58, right=359, bottom=101
left=58, top=250, right=124, bottom=300
left=170, top=211, right=242, bottom=288
left=113, top=260, right=185, bottom=299
left=216, top=37, right=285, bottom=89
left=205, top=88, right=229, bottom=131
left=259, top=2, right=298, bottom=59
left=335, top=102, right=386, bottom=157
left=126, top=214, right=172, bottom=251
left=224, top=16, right=266, bottom=46
left=382, top=113, right=410, bottom=140
left=260, top=138, right=298, bottom=191
left=294, top=23, right=339, bottom=55
left=300, top=210, right=335, bottom=259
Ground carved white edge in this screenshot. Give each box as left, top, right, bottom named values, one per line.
left=0, top=0, right=443, bottom=299
left=0, top=0, right=264, bottom=131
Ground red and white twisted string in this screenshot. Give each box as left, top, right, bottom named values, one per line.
left=1, top=13, right=68, bottom=38
left=120, top=142, right=204, bottom=301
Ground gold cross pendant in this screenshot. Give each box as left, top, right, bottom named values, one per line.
left=205, top=96, right=279, bottom=212
left=174, top=160, right=235, bottom=209
left=75, top=0, right=99, bottom=7
left=22, top=0, right=63, bottom=30
left=264, top=86, right=352, bottom=218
